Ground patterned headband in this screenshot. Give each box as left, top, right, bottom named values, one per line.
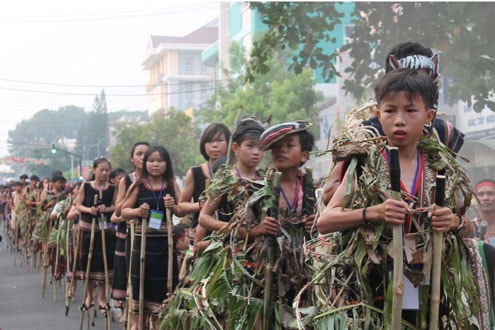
left=389, top=54, right=439, bottom=82
left=260, top=120, right=312, bottom=151
left=476, top=181, right=495, bottom=191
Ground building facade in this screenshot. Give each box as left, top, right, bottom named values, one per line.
left=142, top=19, right=218, bottom=117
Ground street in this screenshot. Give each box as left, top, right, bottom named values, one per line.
left=0, top=232, right=123, bottom=330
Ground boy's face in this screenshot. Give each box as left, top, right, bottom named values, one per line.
left=53, top=180, right=65, bottom=191
left=270, top=133, right=308, bottom=171
left=232, top=136, right=263, bottom=169
left=376, top=91, right=435, bottom=148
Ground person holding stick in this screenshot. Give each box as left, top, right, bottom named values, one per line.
left=110, top=141, right=149, bottom=325
left=321, top=42, right=465, bottom=207
left=317, top=69, right=483, bottom=328
left=178, top=123, right=231, bottom=254
left=121, top=145, right=182, bottom=330
left=75, top=157, right=116, bottom=322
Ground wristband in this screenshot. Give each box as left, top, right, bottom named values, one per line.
left=454, top=215, right=465, bottom=234
left=362, top=207, right=370, bottom=226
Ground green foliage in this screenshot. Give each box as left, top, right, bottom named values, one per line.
left=110, top=109, right=197, bottom=177
left=84, top=90, right=109, bottom=159
left=248, top=2, right=495, bottom=112
left=7, top=105, right=87, bottom=178
left=201, top=40, right=323, bottom=131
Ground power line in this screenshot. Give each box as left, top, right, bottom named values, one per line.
left=0, top=2, right=219, bottom=24
left=0, top=80, right=223, bottom=97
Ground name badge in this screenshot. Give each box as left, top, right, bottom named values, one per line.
left=99, top=218, right=108, bottom=230
left=149, top=209, right=164, bottom=230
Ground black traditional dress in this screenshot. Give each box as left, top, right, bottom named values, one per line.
left=130, top=181, right=178, bottom=316
left=76, top=182, right=116, bottom=283
left=111, top=175, right=134, bottom=301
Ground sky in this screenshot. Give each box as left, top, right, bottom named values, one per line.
left=0, top=0, right=219, bottom=157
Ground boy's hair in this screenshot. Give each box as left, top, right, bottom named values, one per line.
left=200, top=123, right=231, bottom=160
left=232, top=116, right=265, bottom=145
left=52, top=175, right=67, bottom=184
left=299, top=130, right=315, bottom=153
left=375, top=69, right=437, bottom=110
left=109, top=168, right=126, bottom=181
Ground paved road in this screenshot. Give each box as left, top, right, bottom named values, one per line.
left=0, top=231, right=123, bottom=330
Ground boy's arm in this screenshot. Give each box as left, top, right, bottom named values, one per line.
left=198, top=196, right=224, bottom=232
left=322, top=162, right=344, bottom=206
left=318, top=168, right=408, bottom=234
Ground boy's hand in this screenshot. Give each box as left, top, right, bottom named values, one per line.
left=429, top=205, right=453, bottom=233
left=303, top=214, right=316, bottom=232
left=381, top=199, right=408, bottom=225
left=260, top=216, right=280, bottom=236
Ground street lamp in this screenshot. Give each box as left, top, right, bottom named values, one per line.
left=85, top=137, right=109, bottom=160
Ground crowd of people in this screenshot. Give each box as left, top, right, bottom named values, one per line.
left=0, top=41, right=495, bottom=330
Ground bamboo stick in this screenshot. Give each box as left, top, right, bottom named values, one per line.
left=263, top=171, right=281, bottom=330
left=68, top=218, right=79, bottom=316
left=389, top=147, right=403, bottom=329
left=99, top=189, right=111, bottom=330
left=165, top=194, right=173, bottom=293
left=138, top=216, right=147, bottom=329
left=79, top=194, right=98, bottom=330
left=429, top=170, right=445, bottom=329
left=126, top=219, right=135, bottom=330
left=54, top=216, right=61, bottom=302
left=65, top=217, right=72, bottom=315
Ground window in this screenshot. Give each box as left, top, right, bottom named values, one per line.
left=186, top=84, right=193, bottom=99
left=201, top=65, right=207, bottom=73
left=200, top=84, right=208, bottom=100
left=186, top=58, right=193, bottom=73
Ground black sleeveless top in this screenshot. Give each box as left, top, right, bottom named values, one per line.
left=80, top=182, right=115, bottom=225
left=135, top=180, right=176, bottom=233
left=191, top=166, right=207, bottom=228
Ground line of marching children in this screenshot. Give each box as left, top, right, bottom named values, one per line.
left=2, top=44, right=495, bottom=330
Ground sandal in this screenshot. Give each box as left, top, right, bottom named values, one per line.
left=99, top=303, right=110, bottom=318
left=80, top=303, right=94, bottom=312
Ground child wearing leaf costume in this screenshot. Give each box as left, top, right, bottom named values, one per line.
left=316, top=69, right=487, bottom=329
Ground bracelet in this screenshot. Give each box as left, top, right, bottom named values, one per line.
left=454, top=215, right=466, bottom=234
left=362, top=207, right=370, bottom=226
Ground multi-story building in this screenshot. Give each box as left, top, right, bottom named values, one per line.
left=142, top=19, right=218, bottom=118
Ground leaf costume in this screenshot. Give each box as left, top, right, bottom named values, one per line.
left=159, top=164, right=316, bottom=329
left=305, top=106, right=488, bottom=329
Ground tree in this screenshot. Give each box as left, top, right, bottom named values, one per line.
left=83, top=90, right=109, bottom=159
left=7, top=106, right=87, bottom=177
left=200, top=40, right=323, bottom=133
left=248, top=2, right=495, bottom=112
left=110, top=109, right=197, bottom=177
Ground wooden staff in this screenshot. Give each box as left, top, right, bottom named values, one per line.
left=263, top=171, right=281, bottom=330
left=138, top=211, right=148, bottom=329
left=65, top=217, right=73, bottom=315
left=166, top=193, right=173, bottom=293
left=41, top=207, right=52, bottom=298
left=126, top=219, right=135, bottom=330
left=429, top=170, right=446, bottom=329
left=389, top=147, right=404, bottom=329
left=67, top=217, right=79, bottom=316
left=79, top=194, right=98, bottom=330
left=54, top=216, right=62, bottom=302
left=98, top=189, right=111, bottom=330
